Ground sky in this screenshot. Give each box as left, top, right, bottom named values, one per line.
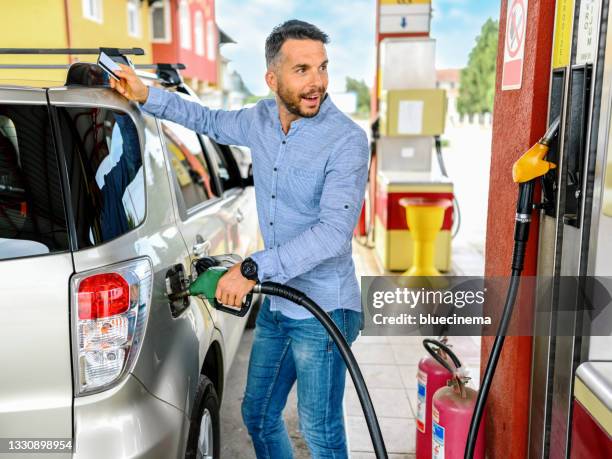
left=216, top=0, right=501, bottom=96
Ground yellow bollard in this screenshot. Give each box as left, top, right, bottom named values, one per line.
left=399, top=197, right=452, bottom=276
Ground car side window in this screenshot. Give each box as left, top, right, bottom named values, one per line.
left=55, top=106, right=145, bottom=249
left=203, top=137, right=243, bottom=192
left=0, top=105, right=70, bottom=260
left=161, top=120, right=218, bottom=211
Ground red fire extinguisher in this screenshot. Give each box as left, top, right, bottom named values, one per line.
left=415, top=339, right=454, bottom=458
left=426, top=340, right=486, bottom=459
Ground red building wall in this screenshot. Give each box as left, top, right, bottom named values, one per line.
left=152, top=0, right=218, bottom=85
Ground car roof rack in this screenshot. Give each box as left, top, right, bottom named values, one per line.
left=136, top=63, right=186, bottom=70
left=0, top=47, right=144, bottom=72
left=0, top=63, right=185, bottom=72
left=0, top=49, right=186, bottom=89
left=136, top=63, right=186, bottom=87
left=0, top=47, right=145, bottom=55
left=0, top=65, right=72, bottom=69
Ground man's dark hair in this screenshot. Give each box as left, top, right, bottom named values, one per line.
left=265, top=20, right=329, bottom=69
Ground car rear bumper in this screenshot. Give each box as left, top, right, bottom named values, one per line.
left=73, top=374, right=188, bottom=459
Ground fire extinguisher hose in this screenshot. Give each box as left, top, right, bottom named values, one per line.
left=253, top=282, right=389, bottom=459
left=422, top=338, right=463, bottom=374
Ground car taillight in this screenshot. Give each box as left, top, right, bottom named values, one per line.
left=78, top=273, right=130, bottom=319
left=71, top=258, right=153, bottom=395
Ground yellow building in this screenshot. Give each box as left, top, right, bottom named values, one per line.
left=0, top=0, right=153, bottom=86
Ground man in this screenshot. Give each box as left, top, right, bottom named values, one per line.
left=111, top=19, right=369, bottom=459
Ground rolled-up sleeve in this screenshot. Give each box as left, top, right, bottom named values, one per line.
left=140, top=86, right=253, bottom=147
left=250, top=131, right=369, bottom=283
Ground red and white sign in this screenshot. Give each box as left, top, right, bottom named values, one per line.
left=502, top=0, right=528, bottom=90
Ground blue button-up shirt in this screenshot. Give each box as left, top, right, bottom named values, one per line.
left=141, top=86, right=369, bottom=319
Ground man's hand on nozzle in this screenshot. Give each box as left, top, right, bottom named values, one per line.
left=109, top=63, right=149, bottom=104
left=215, top=262, right=257, bottom=308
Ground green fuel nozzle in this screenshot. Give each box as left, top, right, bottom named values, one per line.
left=169, top=255, right=254, bottom=317
left=188, top=266, right=228, bottom=298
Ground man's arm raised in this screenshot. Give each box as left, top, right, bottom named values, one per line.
left=111, top=64, right=253, bottom=147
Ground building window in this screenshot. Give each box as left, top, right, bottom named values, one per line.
left=194, top=11, right=204, bottom=56
left=207, top=20, right=216, bottom=61
left=151, top=0, right=171, bottom=43
left=82, top=0, right=102, bottom=23
left=127, top=0, right=141, bottom=38
left=179, top=0, right=192, bottom=50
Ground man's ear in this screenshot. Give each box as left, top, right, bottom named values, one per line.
left=265, top=69, right=278, bottom=93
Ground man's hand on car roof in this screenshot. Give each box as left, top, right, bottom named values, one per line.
left=110, top=64, right=149, bottom=104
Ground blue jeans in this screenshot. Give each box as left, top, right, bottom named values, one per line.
left=241, top=297, right=362, bottom=459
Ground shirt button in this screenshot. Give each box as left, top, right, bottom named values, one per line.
left=270, top=222, right=274, bottom=226
left=282, top=140, right=286, bottom=144
left=271, top=195, right=275, bottom=199
left=273, top=167, right=277, bottom=172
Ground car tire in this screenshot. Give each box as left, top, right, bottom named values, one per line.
left=185, top=375, right=220, bottom=459
left=245, top=294, right=263, bottom=329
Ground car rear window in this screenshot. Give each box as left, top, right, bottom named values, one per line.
left=55, top=106, right=145, bottom=249
left=0, top=104, right=70, bottom=260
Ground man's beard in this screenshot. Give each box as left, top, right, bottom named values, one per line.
left=277, top=81, right=325, bottom=118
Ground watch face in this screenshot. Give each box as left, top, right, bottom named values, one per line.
left=242, top=260, right=257, bottom=279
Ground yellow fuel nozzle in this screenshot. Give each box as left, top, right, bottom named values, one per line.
left=512, top=117, right=560, bottom=183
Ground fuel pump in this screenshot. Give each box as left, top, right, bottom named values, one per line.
left=464, top=118, right=560, bottom=458
left=529, top=1, right=612, bottom=457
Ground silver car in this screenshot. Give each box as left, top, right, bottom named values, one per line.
left=0, top=57, right=261, bottom=458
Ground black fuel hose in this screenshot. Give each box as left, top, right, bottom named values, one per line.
left=254, top=282, right=388, bottom=459
left=464, top=181, right=534, bottom=459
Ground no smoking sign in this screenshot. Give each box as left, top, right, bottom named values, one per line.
left=502, top=0, right=528, bottom=90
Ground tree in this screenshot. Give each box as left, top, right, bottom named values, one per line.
left=345, top=77, right=371, bottom=117
left=457, top=18, right=499, bottom=116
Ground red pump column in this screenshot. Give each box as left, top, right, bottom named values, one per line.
left=483, top=1, right=556, bottom=457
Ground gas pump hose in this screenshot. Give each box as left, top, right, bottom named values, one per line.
left=178, top=258, right=389, bottom=456
left=464, top=117, right=560, bottom=459
left=252, top=282, right=389, bottom=459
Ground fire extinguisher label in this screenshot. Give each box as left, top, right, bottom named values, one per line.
left=416, top=370, right=427, bottom=433
left=432, top=421, right=445, bottom=459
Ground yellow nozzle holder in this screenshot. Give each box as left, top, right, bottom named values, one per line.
left=512, top=142, right=557, bottom=183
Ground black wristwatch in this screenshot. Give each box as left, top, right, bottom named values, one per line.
left=241, top=257, right=259, bottom=281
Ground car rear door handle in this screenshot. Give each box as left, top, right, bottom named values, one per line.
left=193, top=239, right=211, bottom=257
